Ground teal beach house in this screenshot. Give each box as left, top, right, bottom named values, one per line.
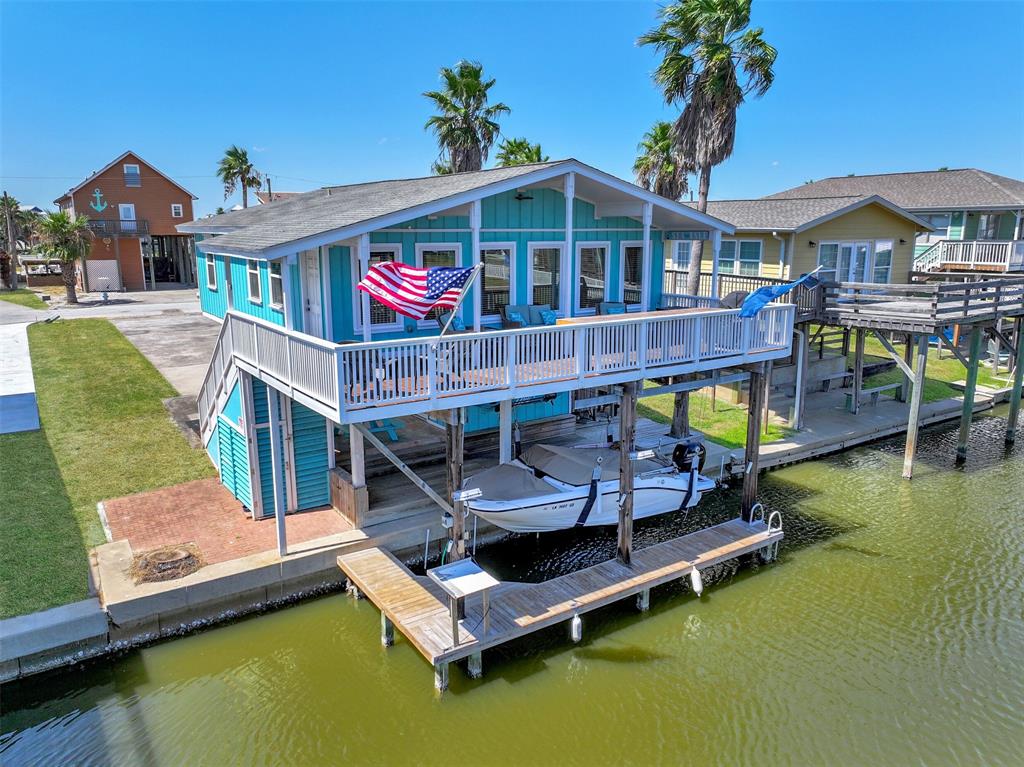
left=179, top=160, right=796, bottom=528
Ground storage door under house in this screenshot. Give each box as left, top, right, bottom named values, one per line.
left=217, top=416, right=253, bottom=510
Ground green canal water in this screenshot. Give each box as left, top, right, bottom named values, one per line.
left=3, top=413, right=1023, bottom=765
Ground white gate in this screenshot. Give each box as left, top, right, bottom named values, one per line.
left=85, top=260, right=122, bottom=292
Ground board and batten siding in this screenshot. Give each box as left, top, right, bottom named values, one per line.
left=327, top=187, right=664, bottom=342
left=197, top=248, right=229, bottom=319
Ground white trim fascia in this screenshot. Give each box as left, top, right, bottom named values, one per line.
left=413, top=241, right=463, bottom=329
left=526, top=240, right=566, bottom=316
left=56, top=149, right=199, bottom=203
left=351, top=242, right=404, bottom=334
left=201, top=310, right=224, bottom=323
left=574, top=240, right=612, bottom=316
left=187, top=160, right=735, bottom=260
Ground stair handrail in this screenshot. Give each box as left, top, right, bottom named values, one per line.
left=914, top=241, right=943, bottom=272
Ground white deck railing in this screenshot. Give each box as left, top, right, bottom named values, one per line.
left=199, top=304, right=796, bottom=431
left=916, top=240, right=1024, bottom=272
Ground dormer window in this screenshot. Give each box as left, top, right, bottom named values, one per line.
left=123, top=163, right=141, bottom=187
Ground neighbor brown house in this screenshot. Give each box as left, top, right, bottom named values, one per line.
left=54, top=151, right=198, bottom=291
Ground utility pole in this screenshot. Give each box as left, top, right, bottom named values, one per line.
left=2, top=191, right=18, bottom=289
left=265, top=176, right=273, bottom=202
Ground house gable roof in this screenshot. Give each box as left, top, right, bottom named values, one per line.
left=765, top=169, right=1024, bottom=210
left=54, top=150, right=198, bottom=204
left=179, top=159, right=734, bottom=259
left=695, top=194, right=931, bottom=233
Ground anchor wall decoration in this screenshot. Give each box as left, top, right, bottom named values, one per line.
left=89, top=188, right=108, bottom=213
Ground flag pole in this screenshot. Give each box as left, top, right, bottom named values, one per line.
left=434, top=263, right=484, bottom=346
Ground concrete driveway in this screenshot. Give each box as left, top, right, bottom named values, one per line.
left=109, top=306, right=219, bottom=399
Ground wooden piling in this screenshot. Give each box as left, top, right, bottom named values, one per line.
left=445, top=409, right=466, bottom=562
left=902, top=334, right=929, bottom=480
left=617, top=381, right=638, bottom=565
left=742, top=364, right=766, bottom=522
left=955, top=325, right=984, bottom=463
left=669, top=376, right=690, bottom=438
left=381, top=612, right=394, bottom=647
left=897, top=333, right=913, bottom=403
left=849, top=328, right=866, bottom=414
left=467, top=652, right=483, bottom=679
left=1007, top=318, right=1024, bottom=444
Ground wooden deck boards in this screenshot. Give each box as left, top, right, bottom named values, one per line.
left=337, top=517, right=782, bottom=667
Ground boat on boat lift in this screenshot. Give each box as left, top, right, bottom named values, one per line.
left=463, top=438, right=715, bottom=533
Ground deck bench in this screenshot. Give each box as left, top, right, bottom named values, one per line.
left=820, top=371, right=853, bottom=391
left=844, top=382, right=901, bottom=408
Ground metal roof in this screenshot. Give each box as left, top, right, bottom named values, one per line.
left=765, top=169, right=1024, bottom=210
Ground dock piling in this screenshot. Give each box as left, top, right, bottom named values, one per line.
left=636, top=588, right=651, bottom=612
left=434, top=662, right=449, bottom=692
left=445, top=409, right=466, bottom=563
left=849, top=329, right=866, bottom=414
left=381, top=613, right=394, bottom=647
left=902, top=334, right=929, bottom=479
left=617, top=381, right=638, bottom=565
left=742, top=364, right=766, bottom=522
left=1007, top=318, right=1024, bottom=445
left=955, top=325, right=984, bottom=463
left=467, top=652, right=483, bottom=679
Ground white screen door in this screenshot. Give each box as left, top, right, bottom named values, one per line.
left=302, top=251, right=323, bottom=337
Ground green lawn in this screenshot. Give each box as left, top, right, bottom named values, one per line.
left=0, top=288, right=47, bottom=310
left=638, top=383, right=790, bottom=450
left=0, top=320, right=216, bottom=618
left=856, top=335, right=1004, bottom=404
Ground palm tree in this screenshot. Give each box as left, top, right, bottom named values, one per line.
left=217, top=145, right=263, bottom=208
left=633, top=121, right=689, bottom=200
left=424, top=60, right=510, bottom=174
left=37, top=211, right=93, bottom=303
left=496, top=137, right=548, bottom=167
left=639, top=0, right=776, bottom=294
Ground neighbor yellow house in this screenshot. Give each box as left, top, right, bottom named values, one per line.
left=679, top=195, right=930, bottom=284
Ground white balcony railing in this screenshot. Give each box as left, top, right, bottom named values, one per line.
left=199, top=304, right=796, bottom=434
left=916, top=240, right=1024, bottom=272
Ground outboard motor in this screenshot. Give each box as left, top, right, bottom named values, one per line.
left=672, top=435, right=706, bottom=474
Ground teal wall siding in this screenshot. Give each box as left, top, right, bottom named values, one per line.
left=948, top=211, right=966, bottom=240
left=464, top=392, right=570, bottom=432
left=207, top=421, right=221, bottom=469
left=289, top=261, right=304, bottom=330
left=252, top=379, right=284, bottom=517
left=217, top=416, right=252, bottom=509
left=329, top=246, right=352, bottom=342
left=290, top=401, right=330, bottom=509
left=198, top=250, right=229, bottom=318
left=222, top=378, right=243, bottom=427
left=229, top=257, right=286, bottom=325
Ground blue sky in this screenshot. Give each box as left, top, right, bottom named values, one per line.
left=2, top=1, right=1022, bottom=216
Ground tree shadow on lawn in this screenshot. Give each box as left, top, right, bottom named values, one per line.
left=0, top=428, right=89, bottom=618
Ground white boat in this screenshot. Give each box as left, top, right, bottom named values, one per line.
left=463, top=442, right=716, bottom=533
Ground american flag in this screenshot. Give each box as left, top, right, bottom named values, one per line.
left=357, top=262, right=475, bottom=320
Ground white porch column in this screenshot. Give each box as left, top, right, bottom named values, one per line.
left=358, top=233, right=371, bottom=342
left=498, top=399, right=512, bottom=464
left=1014, top=210, right=1022, bottom=240
left=641, top=202, right=653, bottom=311
left=709, top=230, right=722, bottom=298
left=350, top=424, right=365, bottom=488
left=470, top=199, right=482, bottom=332
left=563, top=172, right=575, bottom=314
left=267, top=385, right=288, bottom=557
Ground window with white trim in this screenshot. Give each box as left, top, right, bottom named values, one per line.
left=817, top=243, right=839, bottom=283
left=718, top=239, right=761, bottom=276
left=269, top=262, right=283, bottom=308
left=872, top=240, right=893, bottom=283
left=622, top=244, right=644, bottom=308
left=415, top=243, right=461, bottom=323
left=977, top=213, right=1001, bottom=241
left=123, top=163, right=141, bottom=187
left=354, top=244, right=402, bottom=330
left=481, top=246, right=512, bottom=318
left=918, top=213, right=950, bottom=242
left=205, top=256, right=217, bottom=290
left=576, top=243, right=608, bottom=313
left=171, top=203, right=183, bottom=218
left=246, top=259, right=261, bottom=303
left=531, top=245, right=562, bottom=311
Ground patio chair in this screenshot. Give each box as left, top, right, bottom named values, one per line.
left=721, top=290, right=749, bottom=309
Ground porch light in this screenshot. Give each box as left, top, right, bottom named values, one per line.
left=514, top=192, right=533, bottom=201
left=808, top=240, right=816, bottom=247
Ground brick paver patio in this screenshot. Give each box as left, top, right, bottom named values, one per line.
left=103, top=478, right=351, bottom=565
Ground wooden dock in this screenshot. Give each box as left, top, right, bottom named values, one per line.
left=338, top=517, right=782, bottom=689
